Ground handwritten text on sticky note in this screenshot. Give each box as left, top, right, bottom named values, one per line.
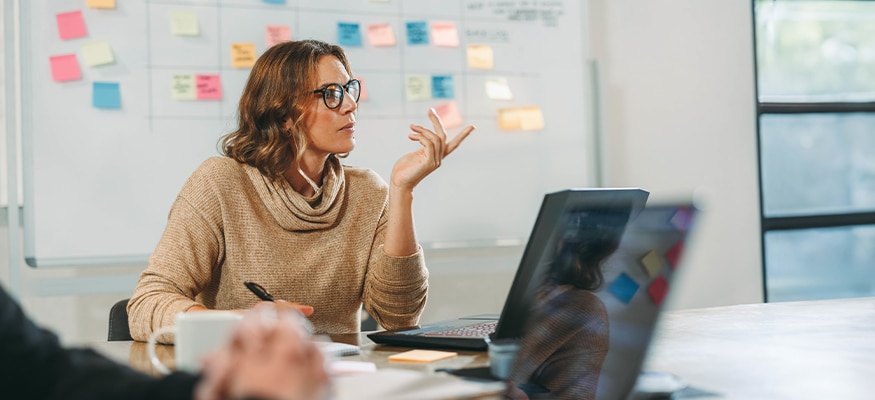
left=467, top=44, right=494, bottom=70
left=171, top=74, right=197, bottom=100
left=367, top=23, right=396, bottom=47
left=196, top=74, right=222, bottom=100
left=405, top=75, right=432, bottom=101
left=231, top=43, right=257, bottom=68
left=431, top=22, right=460, bottom=47
left=266, top=25, right=291, bottom=48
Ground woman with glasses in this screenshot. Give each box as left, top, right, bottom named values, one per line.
left=128, top=39, right=473, bottom=343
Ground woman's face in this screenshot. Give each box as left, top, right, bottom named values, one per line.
left=295, top=55, right=358, bottom=160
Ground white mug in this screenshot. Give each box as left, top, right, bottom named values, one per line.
left=146, top=311, right=243, bottom=374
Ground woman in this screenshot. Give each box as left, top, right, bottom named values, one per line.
left=128, top=39, right=473, bottom=343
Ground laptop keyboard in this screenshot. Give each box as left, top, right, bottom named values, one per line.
left=422, top=320, right=498, bottom=337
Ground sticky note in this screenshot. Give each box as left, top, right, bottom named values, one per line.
left=665, top=240, right=684, bottom=270
left=266, top=25, right=291, bottom=48
left=196, top=74, right=222, bottom=100
left=337, top=22, right=362, bottom=47
left=367, top=23, right=396, bottom=47
left=231, top=43, right=257, bottom=68
left=49, top=54, right=81, bottom=82
left=86, top=0, right=116, bottom=9
left=433, top=101, right=463, bottom=129
left=56, top=11, right=88, bottom=40
left=647, top=276, right=669, bottom=306
left=405, top=75, right=431, bottom=101
left=485, top=78, right=513, bottom=100
left=431, top=75, right=454, bottom=99
left=608, top=272, right=639, bottom=304
left=93, top=82, right=121, bottom=109
left=171, top=11, right=199, bottom=36
left=670, top=206, right=694, bottom=230
left=81, top=41, right=114, bottom=67
left=497, top=106, right=544, bottom=131
left=171, top=73, right=197, bottom=100
left=358, top=76, right=369, bottom=101
left=639, top=249, right=664, bottom=278
left=406, top=21, right=429, bottom=45
left=431, top=22, right=459, bottom=47
left=467, top=44, right=494, bottom=69
left=388, top=350, right=457, bottom=363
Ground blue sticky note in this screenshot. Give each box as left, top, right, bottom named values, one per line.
left=262, top=0, right=286, bottom=4
left=608, top=272, right=640, bottom=304
left=406, top=21, right=429, bottom=45
left=93, top=81, right=121, bottom=109
left=432, top=75, right=454, bottom=99
left=337, top=22, right=362, bottom=47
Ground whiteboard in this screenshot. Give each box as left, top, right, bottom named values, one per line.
left=20, top=0, right=593, bottom=267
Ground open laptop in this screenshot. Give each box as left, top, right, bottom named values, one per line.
left=367, top=188, right=651, bottom=350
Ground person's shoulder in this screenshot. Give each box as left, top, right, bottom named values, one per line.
left=189, top=156, right=247, bottom=182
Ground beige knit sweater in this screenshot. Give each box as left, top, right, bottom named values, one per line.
left=128, top=156, right=428, bottom=343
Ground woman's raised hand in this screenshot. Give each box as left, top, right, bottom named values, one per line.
left=390, top=108, right=474, bottom=191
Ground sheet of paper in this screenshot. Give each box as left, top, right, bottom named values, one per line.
left=196, top=74, right=222, bottom=100
left=431, top=22, right=460, bottom=47
left=56, top=11, right=88, bottom=40
left=315, top=341, right=360, bottom=357
left=405, top=75, right=431, bottom=101
left=171, top=73, right=197, bottom=100
left=329, top=360, right=376, bottom=376
left=93, top=82, right=121, bottom=109
left=81, top=41, right=114, bottom=67
left=367, top=23, right=396, bottom=47
left=86, top=0, right=116, bottom=9
left=265, top=25, right=291, bottom=48
left=434, top=101, right=463, bottom=129
left=388, top=349, right=458, bottom=363
left=49, top=54, right=81, bottom=82
left=467, top=44, right=494, bottom=69
left=170, top=11, right=199, bottom=36
left=231, top=43, right=257, bottom=68
left=332, top=368, right=504, bottom=400
left=337, top=22, right=362, bottom=47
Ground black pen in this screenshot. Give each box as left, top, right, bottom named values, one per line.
left=244, top=281, right=275, bottom=302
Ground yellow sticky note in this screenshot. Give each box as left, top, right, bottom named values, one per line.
left=231, top=43, right=257, bottom=68
left=367, top=23, right=396, bottom=47
left=434, top=101, right=463, bottom=129
left=485, top=77, right=513, bottom=100
left=497, top=106, right=545, bottom=131
left=431, top=22, right=459, bottom=47
left=266, top=25, right=291, bottom=48
left=640, top=249, right=665, bottom=278
left=171, top=73, right=196, bottom=100
left=171, top=11, right=199, bottom=36
left=467, top=44, right=494, bottom=69
left=388, top=349, right=458, bottom=363
left=80, top=41, right=114, bottom=67
left=405, top=75, right=432, bottom=101
left=86, top=0, right=116, bottom=9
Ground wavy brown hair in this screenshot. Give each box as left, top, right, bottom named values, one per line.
left=220, top=40, right=353, bottom=179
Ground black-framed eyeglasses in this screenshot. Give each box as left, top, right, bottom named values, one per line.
left=312, top=79, right=361, bottom=109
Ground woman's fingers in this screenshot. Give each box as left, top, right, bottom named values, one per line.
left=446, top=125, right=475, bottom=156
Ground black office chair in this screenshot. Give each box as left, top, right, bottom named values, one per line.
left=108, top=298, right=133, bottom=341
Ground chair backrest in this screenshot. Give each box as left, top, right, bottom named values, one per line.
left=108, top=298, right=132, bottom=341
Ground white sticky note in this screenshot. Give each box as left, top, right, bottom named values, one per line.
left=171, top=73, right=197, bottom=100
left=485, top=77, right=513, bottom=100
left=405, top=75, right=432, bottom=101
left=80, top=41, right=114, bottom=67
left=171, top=11, right=199, bottom=36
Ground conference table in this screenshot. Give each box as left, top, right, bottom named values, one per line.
left=89, top=296, right=875, bottom=399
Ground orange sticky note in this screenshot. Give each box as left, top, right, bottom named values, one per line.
left=497, top=106, right=545, bottom=131
left=196, top=74, right=222, bottom=100
left=86, top=0, right=116, bottom=9
left=433, top=101, right=463, bottom=129
left=467, top=44, right=494, bottom=70
left=56, top=11, right=88, bottom=40
left=388, top=350, right=458, bottom=363
left=231, top=43, right=257, bottom=68
left=367, top=23, right=396, bottom=47
left=431, top=22, right=459, bottom=47
left=266, top=25, right=291, bottom=48
left=49, top=54, right=82, bottom=82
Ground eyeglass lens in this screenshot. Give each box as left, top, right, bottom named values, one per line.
left=322, top=80, right=361, bottom=109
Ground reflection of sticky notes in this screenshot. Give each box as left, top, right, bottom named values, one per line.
left=358, top=77, right=369, bottom=101
left=93, top=82, right=121, bottom=109
left=670, top=207, right=694, bottom=230
left=405, top=75, right=431, bottom=100
left=196, top=74, right=222, bottom=100
left=431, top=22, right=459, bottom=47
left=467, top=44, right=494, bottom=69
left=497, top=106, right=545, bottom=131
left=608, top=272, right=639, bottom=304
left=337, top=22, right=362, bottom=47
left=665, top=240, right=684, bottom=270
left=49, top=54, right=81, bottom=82
left=81, top=41, right=114, bottom=67
left=86, top=0, right=116, bottom=9
left=648, top=276, right=669, bottom=306
left=388, top=350, right=458, bottom=363
left=57, top=11, right=88, bottom=40
left=434, top=101, right=463, bottom=129
left=406, top=21, right=429, bottom=45
left=262, top=0, right=286, bottom=3
left=171, top=11, right=199, bottom=36
left=367, top=23, right=396, bottom=47
left=171, top=73, right=197, bottom=100
left=231, top=43, right=257, bottom=68
left=640, top=249, right=664, bottom=278
left=431, top=75, right=454, bottom=99
left=485, top=78, right=513, bottom=100
left=266, top=25, right=291, bottom=48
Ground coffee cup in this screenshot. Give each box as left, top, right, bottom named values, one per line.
left=485, top=334, right=520, bottom=380
left=146, top=311, right=243, bottom=374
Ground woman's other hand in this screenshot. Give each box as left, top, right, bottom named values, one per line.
left=390, top=108, right=474, bottom=191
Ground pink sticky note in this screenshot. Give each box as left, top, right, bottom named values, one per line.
left=647, top=276, right=669, bottom=306
left=665, top=240, right=684, bottom=270
left=357, top=76, right=369, bottom=101
left=265, top=25, right=291, bottom=48
left=430, top=22, right=459, bottom=47
left=56, top=11, right=88, bottom=40
left=367, top=23, right=396, bottom=47
left=49, top=54, right=82, bottom=82
left=433, top=101, right=463, bottom=129
left=196, top=74, right=222, bottom=100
